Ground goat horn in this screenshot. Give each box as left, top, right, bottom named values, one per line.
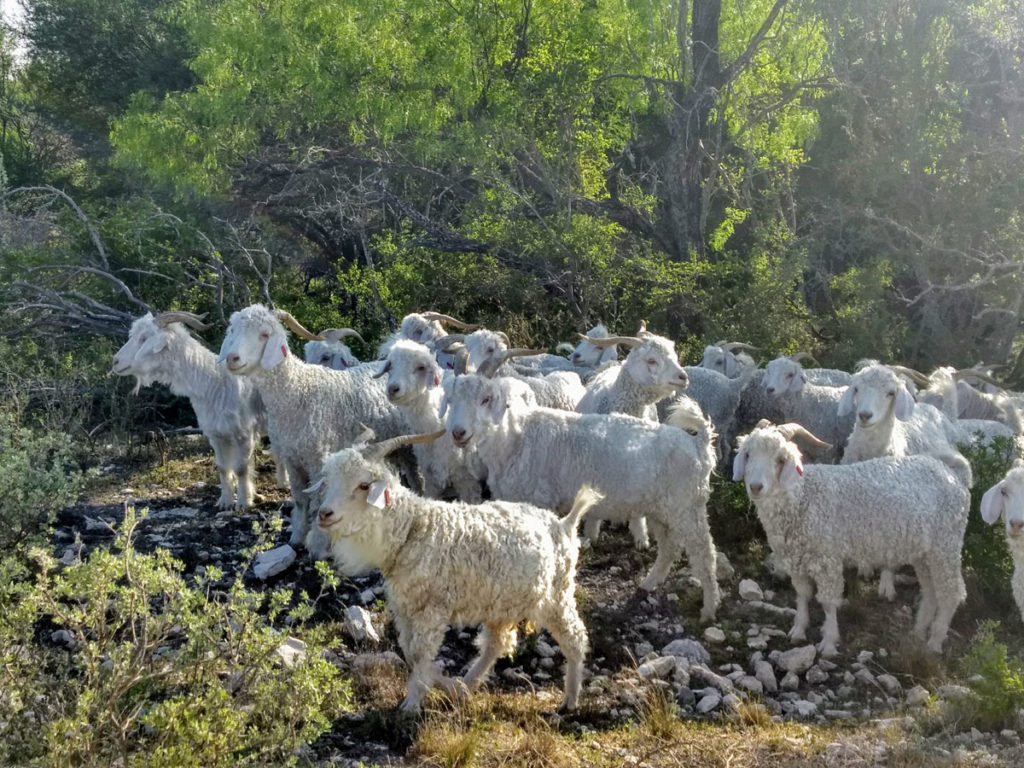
left=477, top=354, right=504, bottom=378
left=577, top=333, right=641, bottom=349
left=319, top=327, right=365, bottom=344
left=430, top=334, right=465, bottom=352
left=373, top=359, right=392, bottom=379
left=788, top=351, right=818, bottom=366
left=275, top=310, right=323, bottom=341
left=496, top=331, right=511, bottom=348
left=721, top=341, right=759, bottom=352
left=420, top=312, right=478, bottom=331
left=154, top=311, right=211, bottom=331
left=453, top=347, right=469, bottom=376
left=364, top=429, right=447, bottom=460
left=953, top=369, right=1004, bottom=387
left=775, top=422, right=832, bottom=449
left=888, top=365, right=929, bottom=387
left=501, top=348, right=546, bottom=361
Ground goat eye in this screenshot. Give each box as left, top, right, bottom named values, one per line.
left=1003, top=487, right=1009, bottom=497
left=321, top=355, right=330, bottom=362
left=887, top=391, right=895, bottom=398
left=416, top=365, right=425, bottom=372
left=259, top=331, right=270, bottom=340
left=358, top=482, right=370, bottom=491
left=481, top=396, right=491, bottom=406
left=486, top=347, right=494, bottom=355
left=413, top=331, right=422, bottom=340
left=647, top=359, right=656, bottom=365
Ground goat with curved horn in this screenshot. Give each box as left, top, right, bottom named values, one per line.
left=364, top=429, right=447, bottom=461
left=154, top=311, right=212, bottom=331
left=430, top=334, right=466, bottom=353
left=275, top=310, right=324, bottom=341
left=888, top=365, right=930, bottom=389
left=577, top=333, right=643, bottom=349
left=775, top=422, right=833, bottom=449
left=788, top=351, right=819, bottom=366
left=319, top=327, right=365, bottom=344
left=419, top=312, right=478, bottom=331
left=720, top=341, right=759, bottom=353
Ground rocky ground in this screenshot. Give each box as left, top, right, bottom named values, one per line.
left=51, top=436, right=1024, bottom=766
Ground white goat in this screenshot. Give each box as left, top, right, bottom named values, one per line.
left=376, top=340, right=482, bottom=501
left=304, top=327, right=363, bottom=369
left=734, top=422, right=970, bottom=655
left=314, top=431, right=600, bottom=712
left=218, top=305, right=411, bottom=558
left=569, top=322, right=620, bottom=368
left=699, top=341, right=758, bottom=379
left=980, top=462, right=1024, bottom=624
left=442, top=330, right=585, bottom=410
left=576, top=329, right=689, bottom=421
left=112, top=310, right=279, bottom=510
left=763, top=355, right=853, bottom=461
left=377, top=311, right=478, bottom=370
left=444, top=373, right=720, bottom=620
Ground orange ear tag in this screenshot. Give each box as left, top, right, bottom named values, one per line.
left=434, top=375, right=440, bottom=387
left=796, top=463, right=803, bottom=476
left=281, top=345, right=288, bottom=358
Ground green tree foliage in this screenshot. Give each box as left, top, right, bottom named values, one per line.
left=22, top=0, right=194, bottom=143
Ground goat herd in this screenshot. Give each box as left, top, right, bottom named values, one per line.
left=110, top=307, right=1024, bottom=713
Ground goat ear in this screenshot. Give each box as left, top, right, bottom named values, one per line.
left=261, top=328, right=289, bottom=369
left=732, top=450, right=747, bottom=482
left=837, top=385, right=855, bottom=416
left=894, top=386, right=915, bottom=421
left=137, top=331, right=169, bottom=359
left=488, top=384, right=508, bottom=424
left=779, top=453, right=803, bottom=490
left=599, top=345, right=618, bottom=364
left=366, top=480, right=392, bottom=510
left=980, top=483, right=1005, bottom=525
left=790, top=373, right=807, bottom=394
left=724, top=354, right=737, bottom=378
left=438, top=392, right=449, bottom=420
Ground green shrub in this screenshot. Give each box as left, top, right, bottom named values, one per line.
left=0, top=407, right=90, bottom=550
left=955, top=621, right=1024, bottom=731
left=960, top=437, right=1018, bottom=611
left=0, top=508, right=352, bottom=767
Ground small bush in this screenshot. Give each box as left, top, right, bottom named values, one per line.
left=0, top=407, right=90, bottom=550
left=0, top=508, right=352, bottom=767
left=954, top=621, right=1024, bottom=731
left=960, top=438, right=1017, bottom=611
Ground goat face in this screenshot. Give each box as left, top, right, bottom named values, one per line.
left=219, top=305, right=289, bottom=374
left=837, top=365, right=914, bottom=427
left=444, top=374, right=507, bottom=448
left=733, top=428, right=804, bottom=500
left=981, top=466, right=1024, bottom=542
left=623, top=336, right=688, bottom=394
left=383, top=341, right=442, bottom=405
left=764, top=357, right=807, bottom=396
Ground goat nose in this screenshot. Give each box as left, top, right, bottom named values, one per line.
left=388, top=384, right=401, bottom=397
left=228, top=353, right=241, bottom=365
left=766, top=387, right=775, bottom=395
left=318, top=508, right=334, bottom=523
left=858, top=411, right=872, bottom=423
left=749, top=482, right=763, bottom=496
left=452, top=427, right=466, bottom=441
left=1011, top=520, right=1024, bottom=533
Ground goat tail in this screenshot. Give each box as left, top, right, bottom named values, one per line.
left=667, top=397, right=716, bottom=456
left=561, top=485, right=604, bottom=534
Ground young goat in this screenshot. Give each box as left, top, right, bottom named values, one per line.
left=444, top=373, right=720, bottom=621
left=980, top=462, right=1024, bottom=624
left=314, top=430, right=601, bottom=712
left=734, top=421, right=970, bottom=655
